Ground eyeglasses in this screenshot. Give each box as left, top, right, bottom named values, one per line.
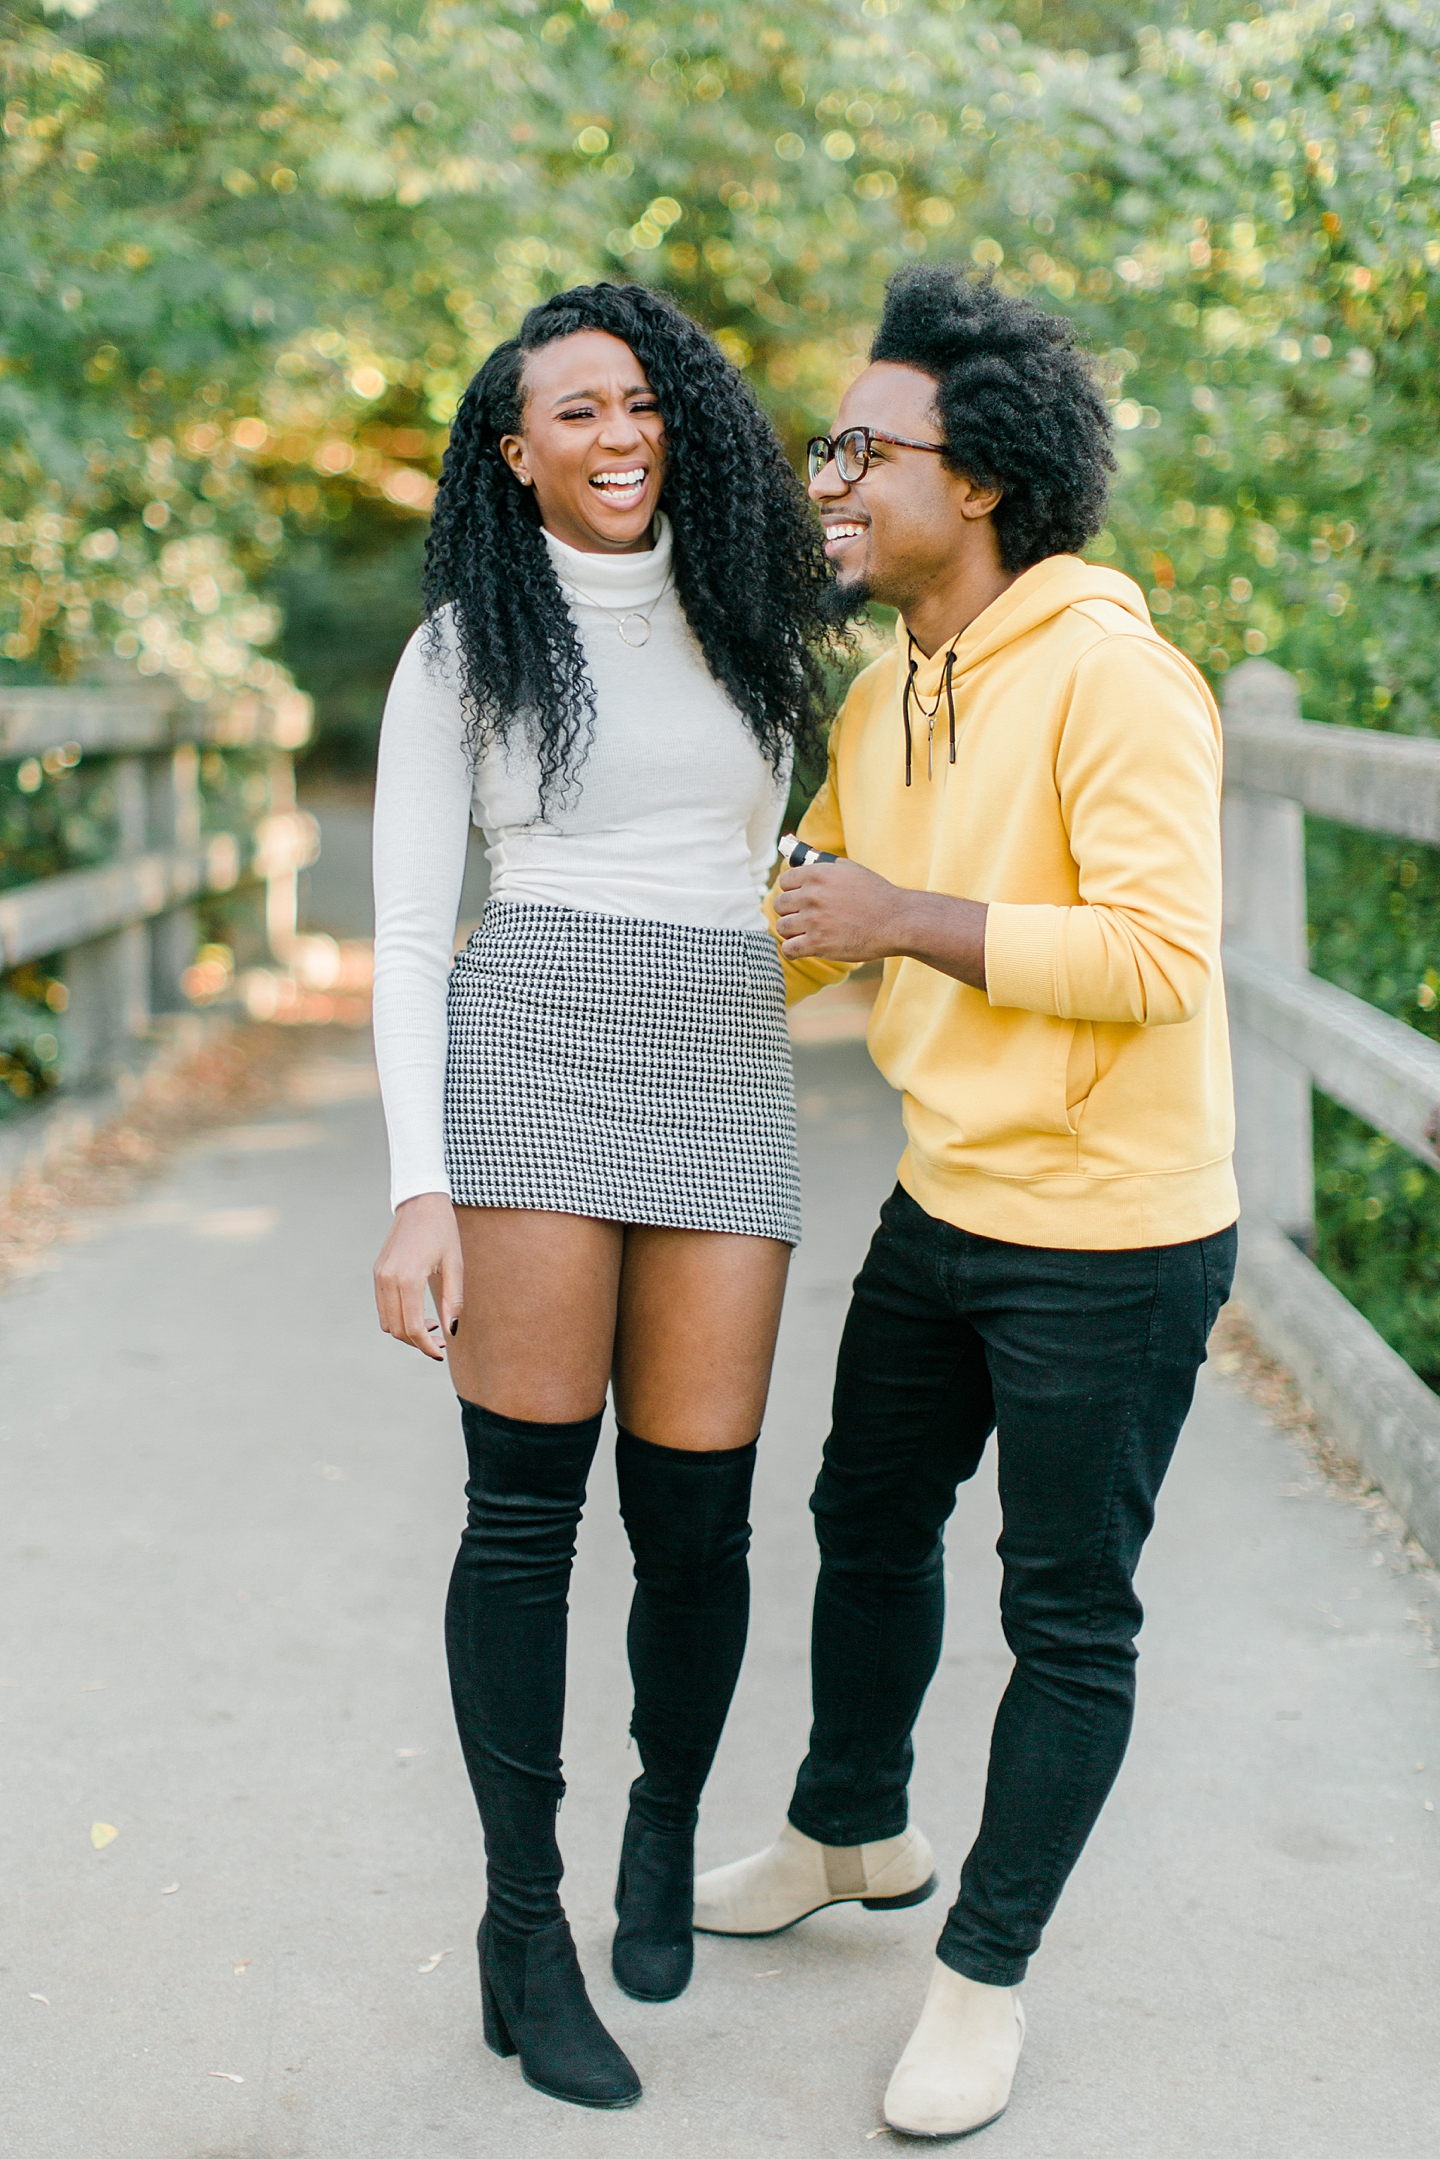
left=806, top=426, right=948, bottom=484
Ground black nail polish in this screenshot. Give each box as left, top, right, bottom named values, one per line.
left=450, top=1318, right=459, bottom=1336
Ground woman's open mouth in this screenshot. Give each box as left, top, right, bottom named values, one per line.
left=588, top=466, right=649, bottom=510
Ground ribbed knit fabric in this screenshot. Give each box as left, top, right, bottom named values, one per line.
left=445, top=1398, right=602, bottom=1936
left=615, top=1427, right=757, bottom=1834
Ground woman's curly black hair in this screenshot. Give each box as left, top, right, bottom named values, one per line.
left=870, top=267, right=1115, bottom=570
left=423, top=282, right=834, bottom=807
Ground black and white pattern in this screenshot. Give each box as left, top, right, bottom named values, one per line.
left=444, top=899, right=801, bottom=1244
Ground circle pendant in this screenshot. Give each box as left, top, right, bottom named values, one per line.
left=617, top=613, right=652, bottom=648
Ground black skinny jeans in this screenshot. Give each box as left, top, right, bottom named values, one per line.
left=788, top=1184, right=1236, bottom=1988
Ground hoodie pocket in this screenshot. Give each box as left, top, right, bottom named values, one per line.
left=1065, top=1020, right=1098, bottom=1136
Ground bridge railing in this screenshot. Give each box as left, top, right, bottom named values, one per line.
left=1221, top=658, right=1440, bottom=1559
left=0, top=681, right=317, bottom=1096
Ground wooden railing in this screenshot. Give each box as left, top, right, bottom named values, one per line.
left=1221, top=658, right=1440, bottom=1558
left=0, top=681, right=317, bottom=1090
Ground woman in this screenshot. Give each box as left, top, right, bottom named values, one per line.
left=370, top=283, right=832, bottom=2112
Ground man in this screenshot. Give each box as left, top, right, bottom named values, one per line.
left=693, top=267, right=1238, bottom=2138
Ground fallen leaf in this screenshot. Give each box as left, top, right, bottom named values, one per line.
left=866, top=2130, right=891, bottom=2140
left=417, top=1949, right=454, bottom=1974
left=233, top=1959, right=251, bottom=1975
left=29, top=1993, right=50, bottom=2005
left=208, top=2071, right=244, bottom=2084
left=193, top=1205, right=279, bottom=1242
left=161, top=1882, right=180, bottom=1895
left=90, top=1822, right=118, bottom=1849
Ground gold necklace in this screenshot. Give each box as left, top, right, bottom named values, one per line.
left=557, top=566, right=673, bottom=649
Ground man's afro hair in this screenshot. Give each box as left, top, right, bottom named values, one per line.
left=870, top=266, right=1115, bottom=571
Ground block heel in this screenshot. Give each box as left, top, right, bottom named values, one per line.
left=862, top=1871, right=940, bottom=1912
left=477, top=1910, right=641, bottom=2111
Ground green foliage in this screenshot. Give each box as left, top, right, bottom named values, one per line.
left=2, top=0, right=311, bottom=695
left=267, top=514, right=426, bottom=771
left=1307, top=818, right=1440, bottom=1037
left=0, top=960, right=65, bottom=1116
left=0, top=747, right=117, bottom=891
left=1306, top=816, right=1440, bottom=1378
left=8, top=0, right=1439, bottom=740
left=1314, top=1091, right=1440, bottom=1388
left=960, top=4, right=1440, bottom=732
left=6, top=0, right=1440, bottom=1370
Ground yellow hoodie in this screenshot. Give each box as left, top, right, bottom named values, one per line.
left=774, top=554, right=1238, bottom=1251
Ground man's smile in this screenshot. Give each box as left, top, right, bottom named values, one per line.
left=823, top=518, right=868, bottom=559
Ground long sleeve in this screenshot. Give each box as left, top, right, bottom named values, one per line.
left=744, top=746, right=793, bottom=900
left=982, top=636, right=1223, bottom=1027
left=763, top=724, right=856, bottom=1005
left=371, top=619, right=476, bottom=1210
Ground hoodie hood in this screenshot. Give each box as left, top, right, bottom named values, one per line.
left=898, top=555, right=1152, bottom=693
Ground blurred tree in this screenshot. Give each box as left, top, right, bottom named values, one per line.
left=1049, top=2, right=1440, bottom=1369
left=9, top=1, right=1434, bottom=756
left=2, top=0, right=1127, bottom=761
left=5, top=0, right=1440, bottom=1363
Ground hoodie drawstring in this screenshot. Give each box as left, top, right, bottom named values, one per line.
left=904, top=634, right=961, bottom=784
left=945, top=648, right=957, bottom=766
left=901, top=653, right=918, bottom=788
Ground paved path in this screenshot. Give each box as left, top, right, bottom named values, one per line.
left=3, top=1032, right=1437, bottom=2159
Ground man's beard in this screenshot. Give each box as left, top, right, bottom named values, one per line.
left=819, top=571, right=875, bottom=629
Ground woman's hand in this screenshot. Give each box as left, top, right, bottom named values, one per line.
left=373, top=1192, right=464, bottom=1361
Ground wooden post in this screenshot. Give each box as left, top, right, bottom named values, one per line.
left=61, top=753, right=149, bottom=1085
left=148, top=742, right=201, bottom=1013
left=1221, top=659, right=1314, bottom=1248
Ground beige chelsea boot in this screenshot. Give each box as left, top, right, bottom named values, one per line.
left=882, top=1958, right=1026, bottom=2138
left=692, top=1819, right=937, bottom=1936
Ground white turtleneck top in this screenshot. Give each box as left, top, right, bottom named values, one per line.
left=371, top=517, right=791, bottom=1208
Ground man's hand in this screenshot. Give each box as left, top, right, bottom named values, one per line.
left=775, top=858, right=989, bottom=991
left=373, top=1191, right=463, bottom=1361
left=774, top=857, right=906, bottom=964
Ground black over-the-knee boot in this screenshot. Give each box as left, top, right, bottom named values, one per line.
left=446, top=1399, right=639, bottom=2110
left=612, top=1426, right=756, bottom=2002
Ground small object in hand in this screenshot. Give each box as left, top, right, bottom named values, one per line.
left=778, top=833, right=837, bottom=868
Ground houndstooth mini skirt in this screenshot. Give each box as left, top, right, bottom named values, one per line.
left=444, top=899, right=801, bottom=1244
